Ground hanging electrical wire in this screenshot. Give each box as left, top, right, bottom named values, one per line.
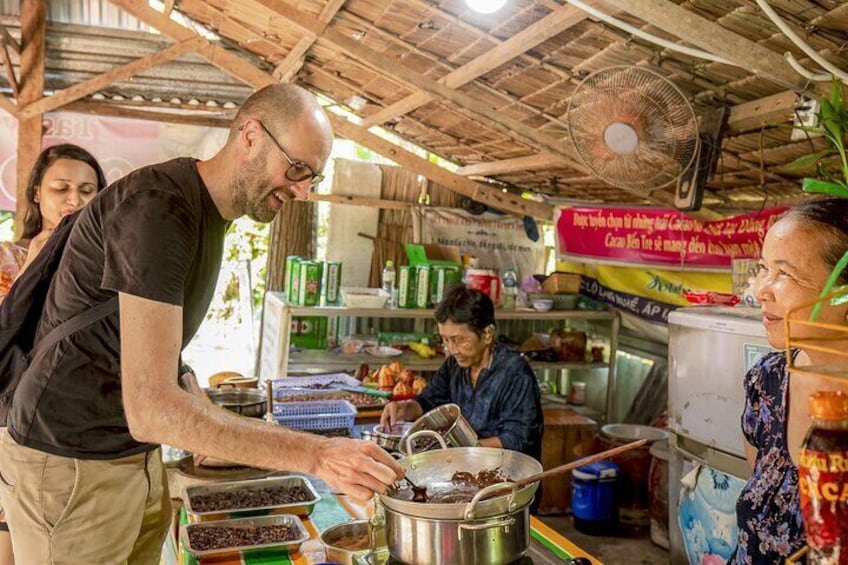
left=785, top=53, right=833, bottom=82
left=561, top=0, right=734, bottom=65
left=755, top=0, right=848, bottom=85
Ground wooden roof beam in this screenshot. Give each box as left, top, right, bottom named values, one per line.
left=0, top=22, right=20, bottom=54
left=0, top=39, right=18, bottom=99
left=362, top=2, right=594, bottom=128
left=0, top=93, right=17, bottom=116
left=105, top=0, right=552, bottom=221
left=339, top=9, right=571, bottom=133
left=15, top=0, right=45, bottom=239
left=18, top=36, right=205, bottom=119
left=459, top=153, right=567, bottom=176
left=106, top=0, right=274, bottom=89
left=809, top=3, right=848, bottom=31
left=64, top=99, right=233, bottom=128
left=727, top=90, right=799, bottom=133
left=250, top=0, right=722, bottom=216
left=598, top=0, right=809, bottom=91
left=250, top=0, right=580, bottom=165
left=272, top=0, right=346, bottom=82
left=326, top=112, right=554, bottom=220
left=307, top=193, right=412, bottom=210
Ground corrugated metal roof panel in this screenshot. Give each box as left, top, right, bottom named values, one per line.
left=0, top=0, right=148, bottom=30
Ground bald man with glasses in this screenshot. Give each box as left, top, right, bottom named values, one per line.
left=0, top=84, right=403, bottom=564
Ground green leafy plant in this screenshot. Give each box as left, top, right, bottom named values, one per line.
left=786, top=80, right=848, bottom=319
left=786, top=81, right=848, bottom=197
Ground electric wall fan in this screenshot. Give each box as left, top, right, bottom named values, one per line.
left=567, top=66, right=700, bottom=194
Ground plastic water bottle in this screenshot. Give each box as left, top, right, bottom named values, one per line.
left=382, top=260, right=397, bottom=308
left=502, top=267, right=518, bottom=310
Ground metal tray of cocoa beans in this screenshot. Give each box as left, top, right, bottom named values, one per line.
left=181, top=514, right=310, bottom=559
left=183, top=475, right=321, bottom=523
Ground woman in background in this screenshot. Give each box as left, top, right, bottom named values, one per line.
left=0, top=144, right=106, bottom=298
left=729, top=198, right=848, bottom=564
left=0, top=143, right=106, bottom=565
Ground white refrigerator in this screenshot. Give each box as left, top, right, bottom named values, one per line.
left=667, top=307, right=773, bottom=565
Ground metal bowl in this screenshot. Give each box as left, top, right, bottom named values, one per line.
left=205, top=388, right=266, bottom=418
left=401, top=404, right=477, bottom=454
left=320, top=519, right=386, bottom=565
left=370, top=422, right=414, bottom=452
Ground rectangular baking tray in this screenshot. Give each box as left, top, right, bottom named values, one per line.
left=181, top=513, right=310, bottom=559
left=183, top=475, right=320, bottom=523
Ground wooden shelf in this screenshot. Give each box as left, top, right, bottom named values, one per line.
left=261, top=290, right=621, bottom=425
left=285, top=304, right=617, bottom=321
left=287, top=349, right=610, bottom=373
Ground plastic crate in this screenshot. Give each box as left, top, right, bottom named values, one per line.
left=273, top=400, right=357, bottom=433
left=272, top=373, right=359, bottom=391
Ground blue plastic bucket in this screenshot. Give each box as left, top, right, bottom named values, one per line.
left=572, top=460, right=619, bottom=535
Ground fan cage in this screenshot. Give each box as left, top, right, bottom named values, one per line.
left=567, top=66, right=699, bottom=192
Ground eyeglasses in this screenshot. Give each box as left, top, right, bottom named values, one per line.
left=438, top=333, right=478, bottom=349
left=253, top=121, right=325, bottom=187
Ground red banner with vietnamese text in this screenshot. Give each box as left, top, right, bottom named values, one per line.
left=556, top=206, right=786, bottom=269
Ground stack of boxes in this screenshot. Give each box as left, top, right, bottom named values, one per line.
left=398, top=244, right=463, bottom=309
left=283, top=256, right=343, bottom=349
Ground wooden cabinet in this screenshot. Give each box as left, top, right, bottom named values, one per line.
left=259, top=291, right=621, bottom=422
left=538, top=408, right=598, bottom=515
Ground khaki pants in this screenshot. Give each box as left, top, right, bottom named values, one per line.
left=0, top=430, right=171, bottom=564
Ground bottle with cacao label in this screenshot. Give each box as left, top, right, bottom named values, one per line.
left=798, top=390, right=848, bottom=565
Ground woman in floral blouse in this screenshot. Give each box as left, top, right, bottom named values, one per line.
left=729, top=198, right=848, bottom=564
left=0, top=143, right=105, bottom=565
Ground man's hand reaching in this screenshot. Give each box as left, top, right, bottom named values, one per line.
left=311, top=438, right=404, bottom=501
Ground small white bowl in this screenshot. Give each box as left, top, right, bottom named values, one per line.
left=532, top=299, right=554, bottom=312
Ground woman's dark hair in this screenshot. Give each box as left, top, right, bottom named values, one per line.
left=434, top=285, right=496, bottom=335
left=785, top=197, right=848, bottom=285
left=21, top=144, right=107, bottom=240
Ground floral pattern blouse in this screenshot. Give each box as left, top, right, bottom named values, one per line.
left=0, top=242, right=27, bottom=298
left=728, top=350, right=805, bottom=564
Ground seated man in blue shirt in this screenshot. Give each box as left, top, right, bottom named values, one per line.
left=381, top=285, right=544, bottom=460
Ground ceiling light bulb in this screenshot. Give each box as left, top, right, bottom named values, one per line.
left=465, top=0, right=507, bottom=14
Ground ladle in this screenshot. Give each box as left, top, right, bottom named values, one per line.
left=403, top=476, right=428, bottom=503
left=513, top=438, right=647, bottom=488
left=405, top=438, right=648, bottom=504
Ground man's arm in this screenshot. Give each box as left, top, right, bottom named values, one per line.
left=119, top=293, right=402, bottom=499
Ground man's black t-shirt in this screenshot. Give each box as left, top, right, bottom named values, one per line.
left=8, top=158, right=229, bottom=459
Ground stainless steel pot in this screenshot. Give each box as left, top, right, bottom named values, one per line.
left=380, top=445, right=541, bottom=520
left=383, top=498, right=530, bottom=565
left=377, top=444, right=542, bottom=564
left=401, top=403, right=478, bottom=454
left=205, top=388, right=266, bottom=418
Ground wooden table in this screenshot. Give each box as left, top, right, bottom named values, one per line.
left=169, top=471, right=602, bottom=565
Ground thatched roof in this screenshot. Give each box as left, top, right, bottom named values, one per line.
left=1, top=0, right=847, bottom=218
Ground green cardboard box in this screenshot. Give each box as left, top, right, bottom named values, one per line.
left=404, top=243, right=462, bottom=268
left=290, top=316, right=328, bottom=349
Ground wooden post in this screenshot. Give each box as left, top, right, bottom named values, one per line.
left=266, top=201, right=314, bottom=292
left=15, top=0, right=45, bottom=240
